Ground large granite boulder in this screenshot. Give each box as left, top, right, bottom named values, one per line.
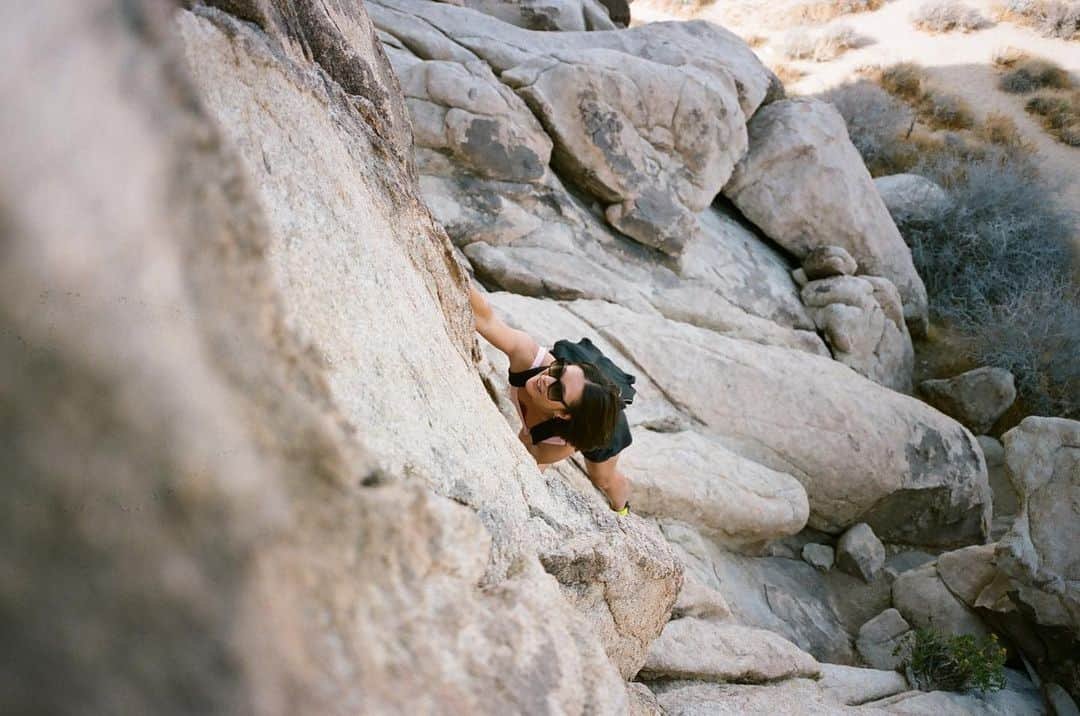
left=919, top=367, right=1017, bottom=435
left=180, top=0, right=682, bottom=689
left=649, top=678, right=890, bottom=715
left=371, top=0, right=776, bottom=255
left=997, top=417, right=1080, bottom=632
left=2, top=1, right=646, bottom=713
left=503, top=49, right=746, bottom=254
left=856, top=609, right=913, bottom=671
left=620, top=428, right=810, bottom=551
left=566, top=299, right=990, bottom=546
left=891, top=563, right=990, bottom=638
left=874, top=173, right=951, bottom=226
left=639, top=619, right=821, bottom=683
left=724, top=99, right=929, bottom=332
left=458, top=0, right=618, bottom=31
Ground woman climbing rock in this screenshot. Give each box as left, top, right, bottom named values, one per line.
left=469, top=282, right=635, bottom=515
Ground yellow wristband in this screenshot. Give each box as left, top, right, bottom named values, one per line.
left=615, top=503, right=630, bottom=516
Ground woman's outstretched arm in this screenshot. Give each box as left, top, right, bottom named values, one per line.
left=469, top=283, right=541, bottom=370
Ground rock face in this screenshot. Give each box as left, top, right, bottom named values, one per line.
left=4, top=1, right=656, bottom=713
left=997, top=417, right=1080, bottom=632
left=567, top=299, right=990, bottom=545
left=620, top=428, right=810, bottom=551
left=891, top=563, right=989, bottom=638
left=182, top=2, right=684, bottom=684
left=836, top=524, right=886, bottom=582
left=801, top=274, right=914, bottom=392
left=459, top=0, right=618, bottom=31
left=919, top=367, right=1017, bottom=435
left=874, top=173, right=951, bottom=226
left=724, top=99, right=929, bottom=332
left=977, top=435, right=1019, bottom=521
left=802, top=543, right=835, bottom=572
left=857, top=609, right=913, bottom=671
left=640, top=619, right=821, bottom=683
left=818, top=664, right=908, bottom=706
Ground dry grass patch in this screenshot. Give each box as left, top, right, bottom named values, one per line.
left=1025, top=90, right=1080, bottom=144
left=996, top=54, right=1073, bottom=92
left=877, top=63, right=976, bottom=129
left=743, top=33, right=769, bottom=48
left=780, top=24, right=866, bottom=61
left=995, top=0, right=1080, bottom=39
left=912, top=0, right=989, bottom=32
left=782, top=0, right=885, bottom=25
left=770, top=63, right=808, bottom=86
left=975, top=112, right=1030, bottom=148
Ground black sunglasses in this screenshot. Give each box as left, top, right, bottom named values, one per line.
left=545, top=361, right=567, bottom=406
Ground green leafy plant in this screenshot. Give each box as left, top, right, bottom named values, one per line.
left=895, top=628, right=1008, bottom=693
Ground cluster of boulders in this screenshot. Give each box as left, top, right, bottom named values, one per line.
left=6, top=0, right=1077, bottom=714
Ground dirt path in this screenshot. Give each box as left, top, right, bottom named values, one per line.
left=633, top=0, right=1080, bottom=236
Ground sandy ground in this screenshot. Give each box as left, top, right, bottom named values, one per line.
left=633, top=0, right=1080, bottom=234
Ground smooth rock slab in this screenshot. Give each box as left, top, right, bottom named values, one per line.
left=620, top=427, right=810, bottom=551
left=919, top=367, right=1017, bottom=435
left=650, top=678, right=887, bottom=715
left=639, top=618, right=821, bottom=683
left=725, top=99, right=928, bottom=331
left=569, top=299, right=990, bottom=545
left=818, top=664, right=909, bottom=706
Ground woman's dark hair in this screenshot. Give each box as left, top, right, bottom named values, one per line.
left=554, top=361, right=621, bottom=452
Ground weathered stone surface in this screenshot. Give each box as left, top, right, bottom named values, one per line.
left=180, top=0, right=680, bottom=689
left=836, top=523, right=886, bottom=583
left=1046, top=683, right=1080, bottom=716
left=371, top=0, right=776, bottom=253
left=662, top=524, right=858, bottom=664
left=857, top=609, right=913, bottom=671
left=2, top=3, right=640, bottom=714
left=568, top=300, right=990, bottom=545
left=503, top=49, right=745, bottom=255
left=650, top=679, right=888, bottom=715
left=673, top=571, right=732, bottom=621
left=919, top=367, right=1017, bottom=435
left=892, top=563, right=989, bottom=638
left=725, top=99, right=929, bottom=331
left=977, top=435, right=1019, bottom=519
left=868, top=669, right=1044, bottom=715
left=627, top=682, right=664, bottom=716
left=997, top=417, right=1080, bottom=632
left=803, top=245, right=858, bottom=279
left=801, top=275, right=914, bottom=393
left=371, top=0, right=776, bottom=116
left=459, top=0, right=617, bottom=31
left=818, top=664, right=909, bottom=706
left=936, top=544, right=1000, bottom=607
left=640, top=618, right=821, bottom=683
left=803, top=543, right=835, bottom=572
left=874, top=173, right=951, bottom=226
left=620, top=428, right=810, bottom=551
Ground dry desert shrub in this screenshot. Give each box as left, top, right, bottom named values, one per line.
left=995, top=0, right=1080, bottom=39
left=783, top=0, right=885, bottom=24
left=819, top=80, right=1079, bottom=418
left=879, top=62, right=926, bottom=100
left=743, top=33, right=769, bottom=48
left=780, top=24, right=866, bottom=61
left=975, top=111, right=1029, bottom=147
left=1025, top=90, right=1080, bottom=144
left=997, top=55, right=1073, bottom=92
left=912, top=0, right=989, bottom=31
